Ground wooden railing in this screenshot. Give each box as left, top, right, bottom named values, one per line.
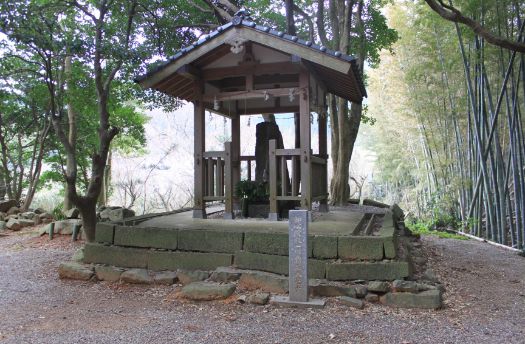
left=202, top=142, right=233, bottom=215
left=268, top=139, right=328, bottom=218
left=240, top=155, right=255, bottom=181
left=269, top=140, right=302, bottom=218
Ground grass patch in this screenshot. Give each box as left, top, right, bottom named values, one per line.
left=407, top=221, right=468, bottom=240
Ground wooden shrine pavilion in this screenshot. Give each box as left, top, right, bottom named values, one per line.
left=136, top=11, right=366, bottom=220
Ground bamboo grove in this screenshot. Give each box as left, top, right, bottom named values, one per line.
left=366, top=0, right=525, bottom=249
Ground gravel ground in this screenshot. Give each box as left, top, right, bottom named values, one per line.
left=0, top=230, right=524, bottom=344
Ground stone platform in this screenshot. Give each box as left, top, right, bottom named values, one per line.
left=83, top=206, right=410, bottom=281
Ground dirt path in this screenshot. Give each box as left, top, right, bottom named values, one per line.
left=0, top=231, right=523, bottom=344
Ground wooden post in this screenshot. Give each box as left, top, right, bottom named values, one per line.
left=293, top=113, right=301, bottom=197
left=216, top=157, right=223, bottom=197
left=224, top=142, right=234, bottom=219
left=281, top=156, right=288, bottom=196
left=268, top=139, right=278, bottom=220
left=193, top=80, right=206, bottom=219
left=231, top=112, right=241, bottom=212
left=299, top=69, right=312, bottom=212
left=207, top=158, right=214, bottom=197
left=318, top=111, right=329, bottom=213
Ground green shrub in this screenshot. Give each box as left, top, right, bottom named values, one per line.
left=52, top=203, right=66, bottom=221
left=234, top=180, right=269, bottom=203
left=406, top=219, right=467, bottom=240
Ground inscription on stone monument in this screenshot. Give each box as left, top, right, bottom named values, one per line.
left=288, top=210, right=308, bottom=302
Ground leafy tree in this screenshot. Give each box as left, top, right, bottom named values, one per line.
left=0, top=0, right=210, bottom=241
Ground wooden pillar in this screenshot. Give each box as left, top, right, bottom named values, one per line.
left=193, top=81, right=206, bottom=219
left=293, top=113, right=301, bottom=197
left=299, top=69, right=312, bottom=211
left=224, top=142, right=234, bottom=219
left=231, top=112, right=241, bottom=215
left=268, top=139, right=278, bottom=221
left=318, top=110, right=329, bottom=213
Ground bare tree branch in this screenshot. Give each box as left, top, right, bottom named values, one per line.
left=424, top=0, right=525, bottom=53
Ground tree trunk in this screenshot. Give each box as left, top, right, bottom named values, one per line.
left=78, top=201, right=98, bottom=242
left=63, top=55, right=77, bottom=211
left=330, top=101, right=362, bottom=205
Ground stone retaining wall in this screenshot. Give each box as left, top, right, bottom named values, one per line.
left=85, top=212, right=410, bottom=281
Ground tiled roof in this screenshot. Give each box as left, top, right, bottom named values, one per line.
left=136, top=10, right=367, bottom=98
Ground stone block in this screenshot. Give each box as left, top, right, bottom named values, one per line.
left=234, top=251, right=325, bottom=279
left=114, top=226, right=177, bottom=250
left=121, top=268, right=153, bottom=284
left=71, top=248, right=85, bottom=262
left=311, top=236, right=337, bottom=259
left=108, top=208, right=135, bottom=222
left=365, top=293, right=379, bottom=302
left=392, top=280, right=418, bottom=293
left=243, top=232, right=289, bottom=256
left=19, top=212, right=36, bottom=220
left=326, top=261, right=410, bottom=281
left=338, top=296, right=364, bottom=309
left=309, top=282, right=355, bottom=297
left=338, top=236, right=384, bottom=260
left=58, top=262, right=94, bottom=281
left=235, top=251, right=288, bottom=274
left=49, top=219, right=81, bottom=235
left=368, top=281, right=390, bottom=293
left=238, top=271, right=289, bottom=294
left=179, top=282, right=236, bottom=301
left=210, top=267, right=242, bottom=282
left=383, top=237, right=397, bottom=259
left=381, top=290, right=442, bottom=309
left=177, top=270, right=209, bottom=285
left=5, top=218, right=21, bottom=231
left=147, top=250, right=232, bottom=271
left=350, top=285, right=368, bottom=298
left=95, top=265, right=124, bottom=282
left=246, top=292, right=270, bottom=305
left=0, top=221, right=6, bottom=231
left=95, top=223, right=114, bottom=244
left=154, top=271, right=178, bottom=285
left=178, top=229, right=243, bottom=253
left=83, top=243, right=149, bottom=268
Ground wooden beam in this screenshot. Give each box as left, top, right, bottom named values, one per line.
left=202, top=62, right=301, bottom=80
left=177, top=64, right=201, bottom=80
left=236, top=105, right=299, bottom=115
left=203, top=87, right=305, bottom=102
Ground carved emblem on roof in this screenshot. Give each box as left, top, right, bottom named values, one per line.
left=225, top=36, right=247, bottom=54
